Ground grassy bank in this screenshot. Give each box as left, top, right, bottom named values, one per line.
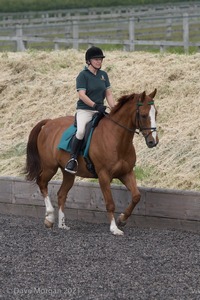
left=1, top=49, right=200, bottom=190
left=0, top=0, right=197, bottom=13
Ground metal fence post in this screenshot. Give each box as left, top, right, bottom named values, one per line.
left=72, top=21, right=79, bottom=50
left=16, top=25, right=26, bottom=51
left=166, top=16, right=172, bottom=38
left=129, top=17, right=135, bottom=51
left=54, top=42, right=59, bottom=50
left=183, top=13, right=189, bottom=54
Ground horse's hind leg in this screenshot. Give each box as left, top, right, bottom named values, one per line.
left=37, top=168, right=57, bottom=228
left=57, top=170, right=75, bottom=229
left=117, top=171, right=141, bottom=226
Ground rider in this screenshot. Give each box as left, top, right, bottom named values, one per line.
left=64, top=46, right=115, bottom=174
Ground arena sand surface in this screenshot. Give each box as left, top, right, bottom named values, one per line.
left=1, top=213, right=200, bottom=300
left=0, top=50, right=200, bottom=190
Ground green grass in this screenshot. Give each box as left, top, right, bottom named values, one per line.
left=89, top=165, right=152, bottom=185
left=0, top=0, right=197, bottom=13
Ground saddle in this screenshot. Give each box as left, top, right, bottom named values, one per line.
left=58, top=112, right=105, bottom=176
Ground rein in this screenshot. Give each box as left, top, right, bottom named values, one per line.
left=104, top=101, right=157, bottom=135
left=104, top=113, right=136, bottom=133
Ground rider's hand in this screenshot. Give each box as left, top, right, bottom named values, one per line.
left=93, top=104, right=107, bottom=114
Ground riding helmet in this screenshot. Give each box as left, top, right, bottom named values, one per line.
left=85, top=46, right=105, bottom=62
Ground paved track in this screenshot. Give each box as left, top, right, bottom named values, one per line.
left=1, top=214, right=200, bottom=300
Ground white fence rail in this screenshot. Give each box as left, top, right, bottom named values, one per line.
left=0, top=11, right=200, bottom=52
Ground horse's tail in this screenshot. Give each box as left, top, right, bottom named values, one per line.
left=25, top=119, right=50, bottom=182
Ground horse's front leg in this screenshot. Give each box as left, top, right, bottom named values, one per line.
left=98, top=173, right=124, bottom=236
left=117, top=171, right=141, bottom=226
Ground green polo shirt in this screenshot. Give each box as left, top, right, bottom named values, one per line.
left=76, top=67, right=111, bottom=110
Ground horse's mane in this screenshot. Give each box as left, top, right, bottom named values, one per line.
left=110, top=93, right=136, bottom=115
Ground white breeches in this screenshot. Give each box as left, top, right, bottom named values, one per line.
left=75, top=109, right=97, bottom=140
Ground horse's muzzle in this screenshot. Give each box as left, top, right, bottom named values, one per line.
left=147, top=140, right=158, bottom=148
left=145, top=136, right=159, bottom=148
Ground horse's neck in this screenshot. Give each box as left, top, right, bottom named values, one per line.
left=109, top=108, right=136, bottom=136
left=103, top=111, right=136, bottom=146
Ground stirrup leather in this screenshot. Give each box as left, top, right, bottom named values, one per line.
left=65, top=158, right=78, bottom=174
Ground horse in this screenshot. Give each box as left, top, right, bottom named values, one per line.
left=25, top=89, right=158, bottom=235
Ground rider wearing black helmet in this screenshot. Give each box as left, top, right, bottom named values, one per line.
left=65, top=46, right=115, bottom=174
left=85, top=46, right=105, bottom=65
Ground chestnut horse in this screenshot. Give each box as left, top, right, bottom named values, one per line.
left=25, top=89, right=158, bottom=235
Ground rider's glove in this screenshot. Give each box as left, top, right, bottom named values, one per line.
left=93, top=104, right=107, bottom=114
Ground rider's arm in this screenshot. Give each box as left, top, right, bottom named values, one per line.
left=78, top=90, right=95, bottom=108
left=105, top=88, right=115, bottom=108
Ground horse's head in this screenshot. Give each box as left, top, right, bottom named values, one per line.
left=136, top=89, right=159, bottom=148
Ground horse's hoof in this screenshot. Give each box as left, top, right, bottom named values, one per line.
left=44, top=218, right=54, bottom=229
left=58, top=224, right=70, bottom=230
left=117, top=214, right=127, bottom=227
left=117, top=219, right=127, bottom=227
left=111, top=228, right=124, bottom=236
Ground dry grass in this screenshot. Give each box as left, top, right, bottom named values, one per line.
left=1, top=49, right=200, bottom=191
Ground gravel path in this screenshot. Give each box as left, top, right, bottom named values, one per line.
left=0, top=213, right=200, bottom=300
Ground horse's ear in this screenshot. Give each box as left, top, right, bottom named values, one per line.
left=141, top=91, right=146, bottom=102
left=149, top=88, right=157, bottom=99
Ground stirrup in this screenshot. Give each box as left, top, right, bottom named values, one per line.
left=64, top=158, right=78, bottom=174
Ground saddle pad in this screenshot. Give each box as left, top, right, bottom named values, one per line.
left=57, top=124, right=76, bottom=153
left=57, top=124, right=95, bottom=159
left=58, top=113, right=105, bottom=159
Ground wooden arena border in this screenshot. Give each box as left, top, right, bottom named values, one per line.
left=0, top=176, right=200, bottom=232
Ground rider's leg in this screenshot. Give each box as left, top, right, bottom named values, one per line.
left=64, top=136, right=83, bottom=174
left=64, top=109, right=96, bottom=174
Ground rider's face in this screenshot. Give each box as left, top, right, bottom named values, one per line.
left=90, top=58, right=103, bottom=68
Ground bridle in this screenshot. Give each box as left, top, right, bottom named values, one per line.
left=135, top=101, right=157, bottom=140
left=104, top=100, right=157, bottom=137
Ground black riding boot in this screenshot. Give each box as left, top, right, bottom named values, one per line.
left=64, top=137, right=83, bottom=174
